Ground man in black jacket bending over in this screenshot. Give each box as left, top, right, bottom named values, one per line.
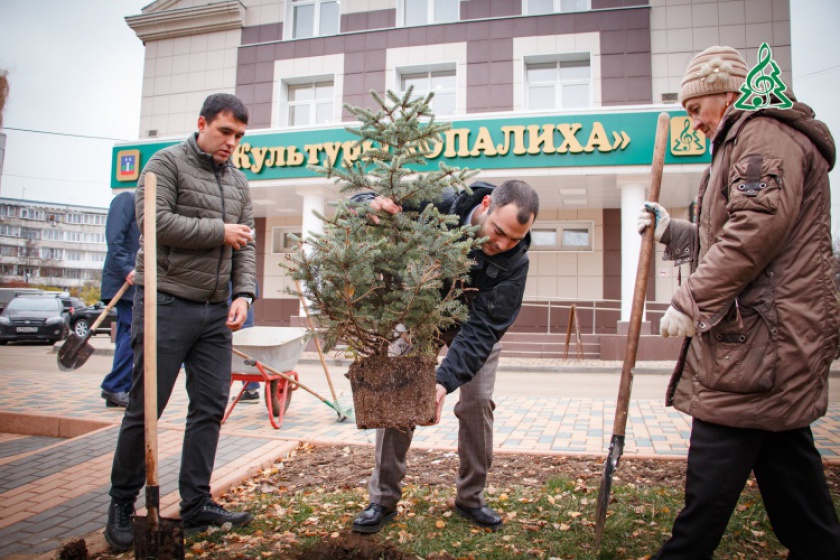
left=352, top=179, right=539, bottom=533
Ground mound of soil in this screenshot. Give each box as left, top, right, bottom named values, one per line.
left=287, top=531, right=415, bottom=560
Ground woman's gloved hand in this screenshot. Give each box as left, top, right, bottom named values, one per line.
left=660, top=305, right=695, bottom=338
left=636, top=202, right=671, bottom=242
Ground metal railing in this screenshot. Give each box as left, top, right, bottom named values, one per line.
left=516, top=297, right=669, bottom=335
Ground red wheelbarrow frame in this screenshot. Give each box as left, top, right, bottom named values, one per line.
left=223, top=358, right=299, bottom=429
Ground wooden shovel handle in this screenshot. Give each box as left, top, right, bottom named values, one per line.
left=294, top=280, right=340, bottom=404
left=143, top=172, right=160, bottom=492
left=89, top=281, right=130, bottom=332
left=611, top=112, right=670, bottom=436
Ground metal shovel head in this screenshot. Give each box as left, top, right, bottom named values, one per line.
left=56, top=333, right=95, bottom=371
left=133, top=514, right=185, bottom=559
left=594, top=434, right=625, bottom=548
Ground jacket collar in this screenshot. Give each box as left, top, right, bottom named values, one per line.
left=187, top=133, right=234, bottom=173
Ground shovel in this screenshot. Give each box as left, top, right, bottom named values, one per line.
left=56, top=281, right=130, bottom=371
left=593, top=112, right=670, bottom=549
left=294, top=280, right=348, bottom=422
left=132, top=172, right=185, bottom=559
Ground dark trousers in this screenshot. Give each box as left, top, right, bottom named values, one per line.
left=655, top=418, right=840, bottom=559
left=101, top=299, right=134, bottom=394
left=109, top=288, right=232, bottom=518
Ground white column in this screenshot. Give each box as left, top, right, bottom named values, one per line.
left=295, top=186, right=328, bottom=316
left=297, top=187, right=327, bottom=242
left=619, top=181, right=646, bottom=322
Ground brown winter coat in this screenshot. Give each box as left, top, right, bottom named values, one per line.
left=134, top=134, right=257, bottom=304
left=662, top=102, right=839, bottom=431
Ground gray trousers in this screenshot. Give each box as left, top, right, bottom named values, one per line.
left=369, top=342, right=502, bottom=509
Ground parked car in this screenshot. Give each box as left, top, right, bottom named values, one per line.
left=0, top=288, right=45, bottom=314
left=0, top=295, right=69, bottom=344
left=59, top=296, right=87, bottom=316
left=70, top=302, right=117, bottom=337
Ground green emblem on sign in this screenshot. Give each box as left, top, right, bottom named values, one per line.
left=735, top=42, right=793, bottom=111
left=671, top=118, right=704, bottom=154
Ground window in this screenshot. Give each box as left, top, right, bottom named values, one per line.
left=0, top=205, right=16, bottom=218
left=0, top=245, right=18, bottom=257
left=524, top=0, right=590, bottom=14
left=530, top=222, right=593, bottom=251
left=402, top=0, right=459, bottom=26
left=42, top=229, right=64, bottom=241
left=272, top=227, right=302, bottom=254
left=40, top=248, right=64, bottom=260
left=289, top=0, right=339, bottom=39
left=88, top=252, right=106, bottom=262
left=286, top=80, right=335, bottom=127
left=0, top=225, right=21, bottom=237
left=65, top=214, right=83, bottom=224
left=66, top=232, right=84, bottom=243
left=399, top=67, right=456, bottom=116
left=20, top=208, right=46, bottom=221
left=525, top=54, right=590, bottom=110
left=84, top=232, right=106, bottom=244
left=66, top=250, right=83, bottom=261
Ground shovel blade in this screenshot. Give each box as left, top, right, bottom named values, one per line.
left=594, top=434, right=625, bottom=549
left=56, top=334, right=95, bottom=371
left=133, top=514, right=185, bottom=560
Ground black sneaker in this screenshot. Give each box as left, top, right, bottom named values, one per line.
left=104, top=500, right=135, bottom=552
left=183, top=501, right=253, bottom=535
left=239, top=390, right=259, bottom=403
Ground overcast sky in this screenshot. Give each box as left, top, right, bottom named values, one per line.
left=0, top=0, right=838, bottom=235
left=0, top=0, right=147, bottom=209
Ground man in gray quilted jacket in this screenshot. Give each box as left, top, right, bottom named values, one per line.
left=105, top=93, right=257, bottom=552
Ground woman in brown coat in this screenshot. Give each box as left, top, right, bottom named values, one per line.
left=639, top=46, right=840, bottom=558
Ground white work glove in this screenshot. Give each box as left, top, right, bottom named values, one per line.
left=660, top=305, right=696, bottom=338
left=636, top=202, right=670, bottom=242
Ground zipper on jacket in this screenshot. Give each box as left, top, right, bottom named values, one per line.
left=211, top=166, right=226, bottom=299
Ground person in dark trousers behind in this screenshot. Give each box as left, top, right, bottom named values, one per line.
left=105, top=93, right=258, bottom=552
left=638, top=45, right=840, bottom=558
left=351, top=180, right=539, bottom=534
left=100, top=191, right=140, bottom=408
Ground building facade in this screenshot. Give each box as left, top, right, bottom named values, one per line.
left=116, top=0, right=792, bottom=357
left=0, top=198, right=108, bottom=289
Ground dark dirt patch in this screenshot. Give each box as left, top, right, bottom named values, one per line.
left=286, top=531, right=415, bottom=560
left=272, top=444, right=690, bottom=493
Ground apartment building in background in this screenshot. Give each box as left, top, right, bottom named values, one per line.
left=113, top=0, right=792, bottom=358
left=0, top=198, right=108, bottom=289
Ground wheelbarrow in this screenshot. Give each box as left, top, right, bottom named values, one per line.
left=223, top=326, right=308, bottom=429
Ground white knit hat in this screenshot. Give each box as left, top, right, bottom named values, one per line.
left=679, top=46, right=748, bottom=105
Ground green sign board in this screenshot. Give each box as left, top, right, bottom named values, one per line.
left=112, top=110, right=709, bottom=188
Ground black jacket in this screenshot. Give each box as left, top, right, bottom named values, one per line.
left=432, top=182, right=531, bottom=392
left=352, top=181, right=531, bottom=392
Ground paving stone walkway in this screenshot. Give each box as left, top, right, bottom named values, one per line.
left=1, top=357, right=839, bottom=558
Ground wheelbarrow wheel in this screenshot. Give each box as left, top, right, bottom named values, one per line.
left=268, top=379, right=293, bottom=417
